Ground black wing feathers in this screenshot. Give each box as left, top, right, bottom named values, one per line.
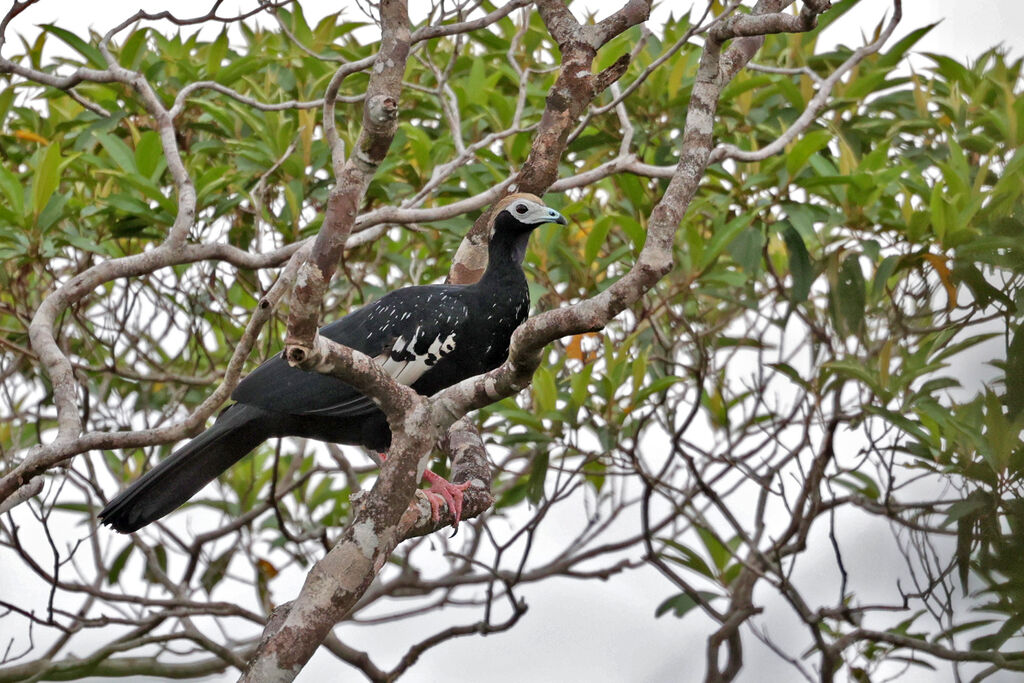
left=230, top=285, right=468, bottom=418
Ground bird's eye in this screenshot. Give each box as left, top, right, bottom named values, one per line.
left=515, top=204, right=528, bottom=214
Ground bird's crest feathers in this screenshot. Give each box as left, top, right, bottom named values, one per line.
left=492, top=192, right=545, bottom=214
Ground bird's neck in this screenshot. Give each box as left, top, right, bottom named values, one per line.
left=480, top=229, right=530, bottom=285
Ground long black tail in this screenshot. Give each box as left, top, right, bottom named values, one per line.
left=99, top=404, right=272, bottom=533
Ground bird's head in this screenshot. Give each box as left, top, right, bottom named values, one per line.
left=491, top=193, right=567, bottom=237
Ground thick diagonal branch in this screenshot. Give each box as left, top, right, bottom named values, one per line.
left=283, top=0, right=410, bottom=354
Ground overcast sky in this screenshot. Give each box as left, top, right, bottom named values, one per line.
left=7, top=0, right=1024, bottom=64
left=3, top=1, right=1022, bottom=682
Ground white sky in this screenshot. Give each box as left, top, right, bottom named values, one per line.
left=7, top=0, right=1024, bottom=64
left=2, top=2, right=1022, bottom=682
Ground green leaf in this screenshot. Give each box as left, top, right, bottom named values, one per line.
left=787, top=129, right=832, bottom=176
left=865, top=405, right=931, bottom=444
left=40, top=24, right=105, bottom=67
left=632, top=376, right=683, bottom=406
left=532, top=365, right=557, bottom=412
left=666, top=52, right=690, bottom=100
left=877, top=23, right=937, bottom=69
left=970, top=612, right=1024, bottom=651
left=1007, top=325, right=1024, bottom=420
left=729, top=226, right=763, bottom=274
left=96, top=133, right=138, bottom=173
left=142, top=544, right=168, bottom=584
left=660, top=539, right=715, bottom=579
left=527, top=451, right=549, bottom=504
left=569, top=362, right=594, bottom=409
left=702, top=210, right=757, bottom=270
left=834, top=254, right=866, bottom=336
left=36, top=192, right=69, bottom=231
left=782, top=224, right=813, bottom=303
left=929, top=179, right=948, bottom=242
left=655, top=591, right=718, bottom=619
left=107, top=544, right=133, bottom=585
left=201, top=547, right=235, bottom=594
left=871, top=254, right=901, bottom=301
left=206, top=30, right=229, bottom=76
left=826, top=359, right=883, bottom=395
left=466, top=57, right=486, bottom=107
left=833, top=471, right=881, bottom=500
left=0, top=164, right=25, bottom=219
left=585, top=217, right=613, bottom=264
left=31, top=144, right=62, bottom=217
left=134, top=130, right=164, bottom=179
left=696, top=526, right=733, bottom=572
left=618, top=214, right=646, bottom=253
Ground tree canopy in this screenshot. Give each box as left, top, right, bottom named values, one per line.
left=1, top=0, right=1023, bottom=681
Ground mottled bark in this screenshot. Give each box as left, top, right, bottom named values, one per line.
left=284, top=0, right=411, bottom=355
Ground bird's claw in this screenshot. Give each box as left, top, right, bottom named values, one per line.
left=422, top=470, right=471, bottom=531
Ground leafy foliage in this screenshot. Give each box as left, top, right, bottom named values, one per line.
left=1, top=3, right=1022, bottom=681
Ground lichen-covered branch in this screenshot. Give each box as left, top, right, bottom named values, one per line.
left=283, top=0, right=411, bottom=354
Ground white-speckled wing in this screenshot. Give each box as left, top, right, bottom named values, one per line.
left=232, top=284, right=469, bottom=419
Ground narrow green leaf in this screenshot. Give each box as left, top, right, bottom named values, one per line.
left=864, top=405, right=931, bottom=444
left=0, top=87, right=14, bottom=123
left=618, top=214, right=646, bottom=253
left=787, top=129, right=833, bottom=176
left=1007, top=325, right=1024, bottom=420
left=660, top=539, right=715, bottom=579
left=833, top=471, right=881, bottom=500
left=929, top=179, right=947, bottom=241
left=31, top=144, right=62, bottom=217
left=633, top=376, right=683, bottom=405
left=201, top=547, right=235, bottom=594
left=782, top=224, right=813, bottom=303
left=466, top=58, right=486, bottom=107
left=655, top=592, right=717, bottom=619
left=36, top=192, right=69, bottom=231
left=703, top=210, right=756, bottom=269
left=532, top=365, right=557, bottom=412
left=527, top=451, right=549, bottom=504
left=877, top=23, right=937, bottom=69
left=206, top=30, right=229, bottom=76
left=40, top=24, right=105, bottom=67
left=107, top=544, right=133, bottom=585
left=871, top=254, right=902, bottom=301
left=96, top=133, right=138, bottom=173
left=0, top=164, right=25, bottom=219
left=835, top=254, right=866, bottom=336
left=585, top=217, right=612, bottom=264
left=134, top=130, right=164, bottom=179
left=142, top=544, right=168, bottom=584
left=970, top=612, right=1024, bottom=651
left=569, top=362, right=594, bottom=408
left=697, top=526, right=732, bottom=572
left=729, top=226, right=763, bottom=274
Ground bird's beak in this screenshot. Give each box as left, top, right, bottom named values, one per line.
left=546, top=208, right=568, bottom=226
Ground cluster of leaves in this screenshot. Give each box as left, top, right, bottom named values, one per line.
left=483, top=3, right=1024, bottom=675
left=1, top=1, right=1023, bottom=679
left=610, top=10, right=1023, bottom=676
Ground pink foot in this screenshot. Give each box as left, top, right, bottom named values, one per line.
left=377, top=453, right=470, bottom=530
left=422, top=469, right=471, bottom=530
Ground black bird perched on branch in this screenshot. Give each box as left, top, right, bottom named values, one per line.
left=99, top=194, right=567, bottom=533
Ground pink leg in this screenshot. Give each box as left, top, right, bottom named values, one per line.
left=378, top=453, right=471, bottom=529
left=422, top=469, right=471, bottom=529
